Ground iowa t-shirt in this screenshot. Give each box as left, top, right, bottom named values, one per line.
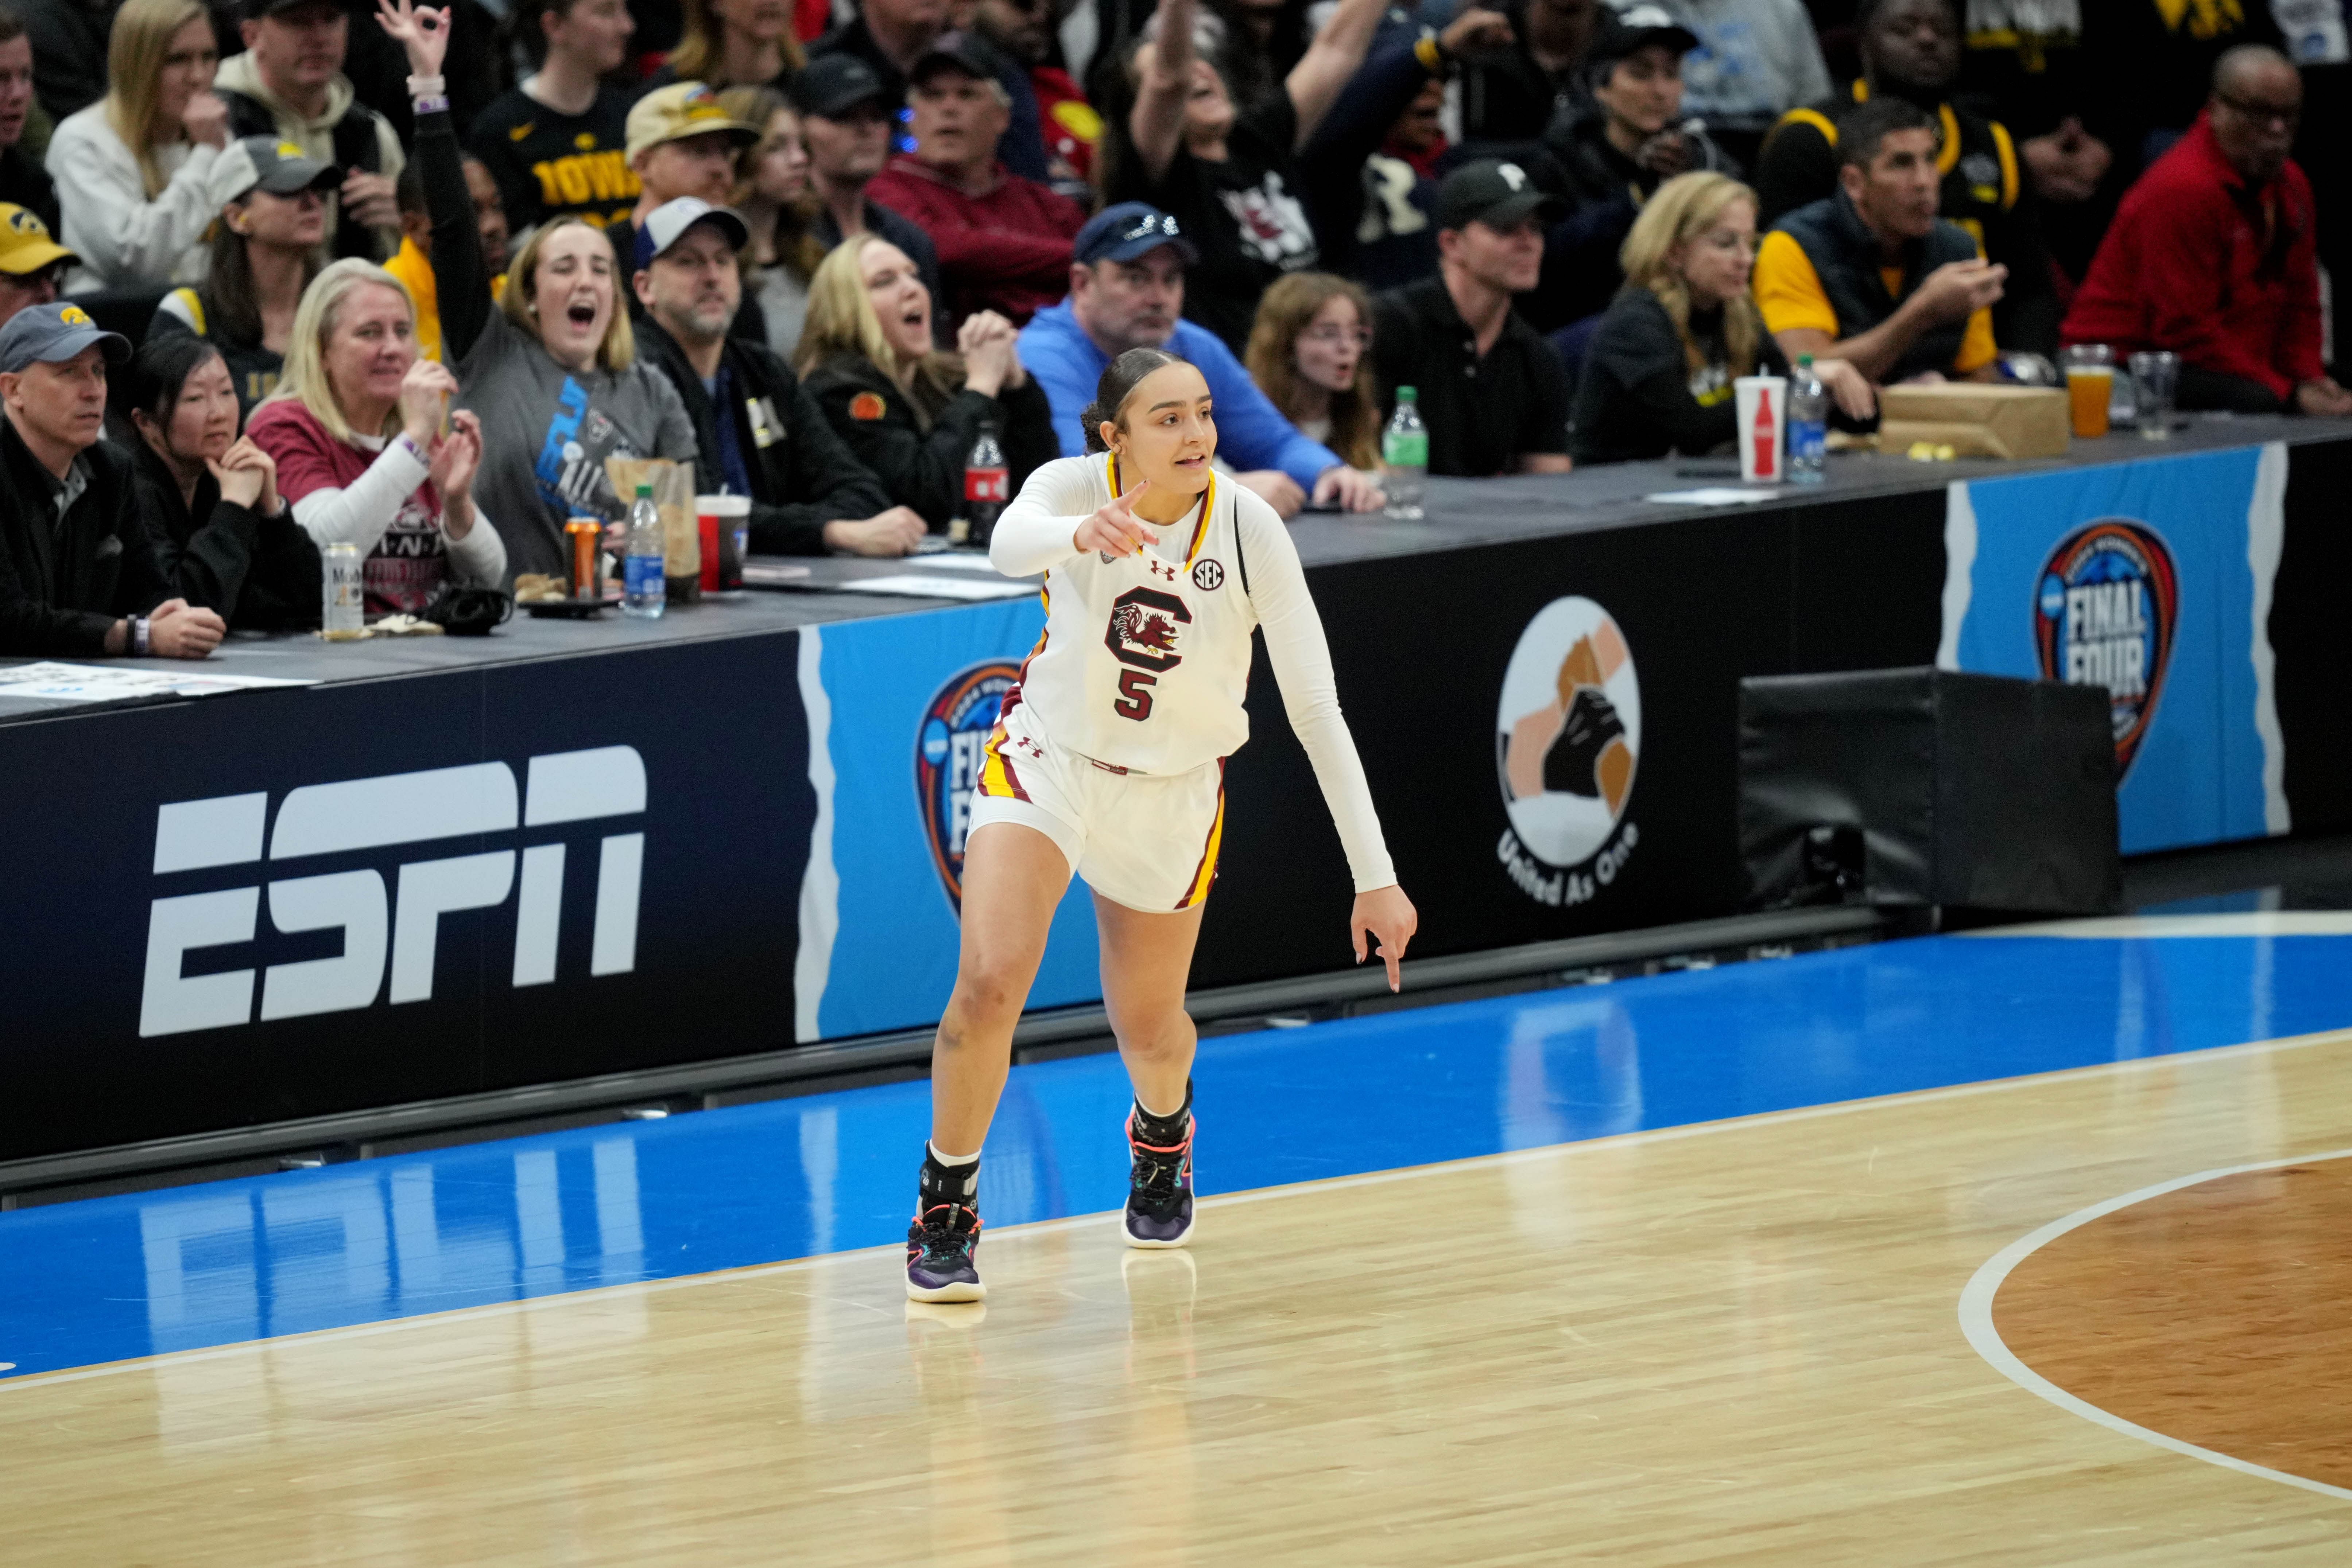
left=1115, top=95, right=1320, bottom=354
left=468, top=86, right=642, bottom=236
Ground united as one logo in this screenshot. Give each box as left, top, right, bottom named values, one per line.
left=917, top=662, right=1020, bottom=909
left=2033, top=519, right=2178, bottom=778
left=1493, top=597, right=1641, bottom=907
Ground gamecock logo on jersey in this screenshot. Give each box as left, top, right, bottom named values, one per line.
left=1492, top=597, right=1642, bottom=908
left=916, top=661, right=1020, bottom=909
left=2033, top=519, right=2178, bottom=780
left=1105, top=587, right=1190, bottom=672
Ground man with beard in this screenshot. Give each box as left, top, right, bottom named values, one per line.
left=630, top=196, right=927, bottom=556
left=1751, top=0, right=2058, bottom=354
left=2063, top=47, right=2352, bottom=416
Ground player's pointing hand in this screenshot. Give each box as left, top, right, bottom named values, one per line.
left=1074, top=478, right=1159, bottom=557
left=1351, top=884, right=1418, bottom=993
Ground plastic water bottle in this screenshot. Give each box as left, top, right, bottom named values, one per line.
left=962, top=419, right=1008, bottom=546
left=622, top=483, right=665, bottom=619
left=1382, top=388, right=1427, bottom=520
left=1787, top=355, right=1827, bottom=485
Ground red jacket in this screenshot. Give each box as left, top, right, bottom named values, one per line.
left=2061, top=112, right=2322, bottom=402
left=866, top=155, right=1086, bottom=328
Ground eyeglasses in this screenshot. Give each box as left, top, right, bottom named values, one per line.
left=2216, top=91, right=2301, bottom=129
left=1300, top=325, right=1372, bottom=349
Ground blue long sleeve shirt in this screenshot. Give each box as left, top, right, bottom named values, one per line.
left=1017, top=301, right=1345, bottom=491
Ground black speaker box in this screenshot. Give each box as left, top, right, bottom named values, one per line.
left=1739, top=667, right=2121, bottom=914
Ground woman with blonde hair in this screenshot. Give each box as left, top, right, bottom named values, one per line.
left=45, top=0, right=230, bottom=290
left=1570, top=171, right=1875, bottom=465
left=798, top=234, right=1058, bottom=531
left=377, top=0, right=696, bottom=582
left=643, top=0, right=804, bottom=94
left=246, top=257, right=507, bottom=616
left=721, top=84, right=823, bottom=361
left=1244, top=272, right=1380, bottom=472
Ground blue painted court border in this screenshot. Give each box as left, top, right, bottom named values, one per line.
left=2, top=931, right=2347, bottom=1380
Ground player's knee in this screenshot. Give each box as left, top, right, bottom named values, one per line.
left=948, top=965, right=1027, bottom=1029
left=1114, top=1011, right=1194, bottom=1067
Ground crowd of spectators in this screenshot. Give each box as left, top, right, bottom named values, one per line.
left=2, top=0, right=2350, bottom=659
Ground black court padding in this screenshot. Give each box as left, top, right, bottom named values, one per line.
left=1739, top=668, right=2121, bottom=914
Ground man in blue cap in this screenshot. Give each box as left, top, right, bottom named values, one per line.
left=0, top=302, right=225, bottom=657
left=1017, top=202, right=1386, bottom=516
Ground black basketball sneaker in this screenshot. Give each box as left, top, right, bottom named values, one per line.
left=1123, top=1107, right=1195, bottom=1248
left=906, top=1202, right=984, bottom=1302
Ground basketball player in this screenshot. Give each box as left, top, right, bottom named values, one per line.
left=906, top=346, right=1417, bottom=1303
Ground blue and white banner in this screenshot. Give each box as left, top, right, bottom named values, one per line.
left=1937, top=442, right=2289, bottom=854
left=793, top=601, right=1101, bottom=1042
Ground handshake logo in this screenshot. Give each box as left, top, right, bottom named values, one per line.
left=139, top=746, right=647, bottom=1039
left=1493, top=598, right=1642, bottom=908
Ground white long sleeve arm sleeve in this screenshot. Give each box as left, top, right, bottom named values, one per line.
left=290, top=438, right=432, bottom=556
left=989, top=459, right=1093, bottom=577
left=445, top=507, right=508, bottom=586
left=1240, top=506, right=1398, bottom=893
left=47, top=127, right=217, bottom=287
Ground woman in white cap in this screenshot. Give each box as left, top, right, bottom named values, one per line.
left=150, top=136, right=340, bottom=415
left=44, top=0, right=230, bottom=291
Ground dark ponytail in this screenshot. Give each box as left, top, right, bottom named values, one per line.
left=1081, top=346, right=1189, bottom=453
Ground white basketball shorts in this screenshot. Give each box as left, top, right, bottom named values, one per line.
left=967, top=706, right=1227, bottom=913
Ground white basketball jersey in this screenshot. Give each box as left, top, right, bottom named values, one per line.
left=1002, top=453, right=1259, bottom=776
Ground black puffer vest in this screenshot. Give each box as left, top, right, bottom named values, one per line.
left=1772, top=191, right=1981, bottom=384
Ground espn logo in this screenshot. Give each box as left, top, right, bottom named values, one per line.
left=139, top=746, right=646, bottom=1039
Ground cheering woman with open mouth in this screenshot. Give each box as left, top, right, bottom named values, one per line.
left=907, top=345, right=1418, bottom=1303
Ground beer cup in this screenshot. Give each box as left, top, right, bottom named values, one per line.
left=2064, top=345, right=2113, bottom=438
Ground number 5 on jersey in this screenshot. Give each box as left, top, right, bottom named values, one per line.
left=1105, top=587, right=1190, bottom=723
left=1114, top=669, right=1156, bottom=721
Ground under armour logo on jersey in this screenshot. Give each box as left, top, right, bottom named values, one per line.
left=1145, top=557, right=1179, bottom=583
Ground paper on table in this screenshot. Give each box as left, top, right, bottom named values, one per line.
left=740, top=562, right=814, bottom=585
left=0, top=662, right=316, bottom=704
left=904, top=552, right=1008, bottom=573
left=1643, top=487, right=1779, bottom=505
left=834, top=575, right=1039, bottom=601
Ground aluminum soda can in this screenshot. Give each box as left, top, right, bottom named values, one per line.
left=322, top=542, right=364, bottom=639
left=565, top=516, right=603, bottom=599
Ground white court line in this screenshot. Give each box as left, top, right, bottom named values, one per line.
left=1958, top=1149, right=2352, bottom=1502
left=4, top=1025, right=2349, bottom=1397
left=1959, top=913, right=2352, bottom=939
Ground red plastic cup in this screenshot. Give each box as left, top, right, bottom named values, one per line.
left=697, top=505, right=720, bottom=593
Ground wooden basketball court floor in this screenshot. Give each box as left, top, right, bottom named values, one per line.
left=6, top=914, right=2352, bottom=1564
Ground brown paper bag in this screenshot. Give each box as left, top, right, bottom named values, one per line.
left=604, top=457, right=700, bottom=601
left=1875, top=384, right=2070, bottom=459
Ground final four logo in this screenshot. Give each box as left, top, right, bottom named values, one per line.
left=916, top=662, right=1020, bottom=909
left=2033, top=519, right=2178, bottom=778
left=1493, top=597, right=1641, bottom=907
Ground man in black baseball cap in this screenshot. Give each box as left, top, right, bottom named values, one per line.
left=796, top=54, right=947, bottom=330
left=0, top=303, right=224, bottom=657
left=1369, top=160, right=1575, bottom=477
left=1538, top=4, right=1733, bottom=327
left=867, top=28, right=1087, bottom=327
left=808, top=0, right=1052, bottom=179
